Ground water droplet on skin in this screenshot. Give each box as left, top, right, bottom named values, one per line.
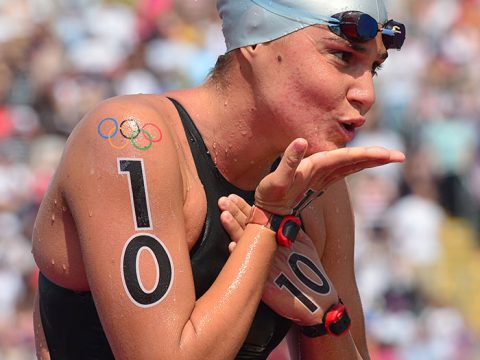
left=51, top=259, right=55, bottom=265
left=241, top=131, right=247, bottom=136
left=51, top=214, right=55, bottom=223
left=62, top=264, right=67, bottom=271
left=62, top=206, right=67, bottom=212
left=89, top=210, right=93, bottom=217
left=54, top=199, right=57, bottom=205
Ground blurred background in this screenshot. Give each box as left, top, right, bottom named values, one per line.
left=0, top=0, right=479, bottom=359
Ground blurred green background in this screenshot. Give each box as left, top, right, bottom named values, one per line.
left=0, top=0, right=479, bottom=359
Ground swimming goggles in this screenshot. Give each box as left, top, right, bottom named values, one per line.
left=329, top=11, right=406, bottom=50
left=249, top=0, right=406, bottom=50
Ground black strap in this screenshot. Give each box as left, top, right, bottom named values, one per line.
left=301, top=323, right=329, bottom=337
left=301, top=300, right=351, bottom=338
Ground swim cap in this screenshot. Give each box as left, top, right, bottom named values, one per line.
left=218, top=0, right=388, bottom=52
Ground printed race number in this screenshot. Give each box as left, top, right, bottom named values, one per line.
left=275, top=253, right=331, bottom=313
left=121, top=233, right=173, bottom=307
left=118, top=158, right=174, bottom=307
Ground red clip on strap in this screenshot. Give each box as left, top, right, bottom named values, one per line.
left=300, top=300, right=351, bottom=337
left=324, top=303, right=351, bottom=337
left=275, top=215, right=302, bottom=248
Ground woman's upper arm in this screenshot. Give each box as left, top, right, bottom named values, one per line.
left=63, top=97, right=196, bottom=358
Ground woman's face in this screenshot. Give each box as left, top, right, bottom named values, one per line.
left=247, top=25, right=388, bottom=155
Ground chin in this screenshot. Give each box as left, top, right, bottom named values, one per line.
left=306, top=140, right=346, bottom=155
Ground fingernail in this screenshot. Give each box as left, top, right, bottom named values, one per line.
left=293, top=139, right=307, bottom=153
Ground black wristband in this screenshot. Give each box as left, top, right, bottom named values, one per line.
left=246, top=206, right=301, bottom=248
left=270, top=214, right=301, bottom=248
left=300, top=300, right=351, bottom=338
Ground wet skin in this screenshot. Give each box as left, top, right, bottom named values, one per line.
left=32, top=25, right=403, bottom=360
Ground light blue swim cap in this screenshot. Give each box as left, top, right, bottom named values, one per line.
left=218, top=0, right=389, bottom=52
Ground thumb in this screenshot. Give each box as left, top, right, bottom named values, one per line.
left=274, top=138, right=308, bottom=185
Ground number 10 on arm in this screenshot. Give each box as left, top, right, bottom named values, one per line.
left=117, top=158, right=174, bottom=308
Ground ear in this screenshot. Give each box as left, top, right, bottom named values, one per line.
left=239, top=44, right=259, bottom=63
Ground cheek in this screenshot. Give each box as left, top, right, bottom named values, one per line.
left=274, top=62, right=349, bottom=149
left=280, top=61, right=344, bottom=115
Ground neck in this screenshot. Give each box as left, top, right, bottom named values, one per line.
left=173, top=77, right=281, bottom=191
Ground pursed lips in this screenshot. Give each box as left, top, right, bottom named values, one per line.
left=338, top=117, right=366, bottom=140
left=340, top=116, right=366, bottom=130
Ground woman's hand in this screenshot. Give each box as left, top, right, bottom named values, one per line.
left=219, top=140, right=404, bottom=324
left=254, top=138, right=404, bottom=215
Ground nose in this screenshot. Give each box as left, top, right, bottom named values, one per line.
left=346, top=70, right=376, bottom=115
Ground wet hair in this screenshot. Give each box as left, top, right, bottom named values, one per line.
left=208, top=51, right=234, bottom=83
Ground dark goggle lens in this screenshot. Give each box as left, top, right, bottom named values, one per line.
left=331, top=11, right=379, bottom=42
left=330, top=11, right=406, bottom=50
left=382, top=20, right=406, bottom=50
left=341, top=12, right=379, bottom=42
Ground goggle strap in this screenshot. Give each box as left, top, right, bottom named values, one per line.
left=381, top=28, right=396, bottom=37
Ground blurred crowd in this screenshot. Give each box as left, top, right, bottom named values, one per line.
left=0, top=0, right=479, bottom=359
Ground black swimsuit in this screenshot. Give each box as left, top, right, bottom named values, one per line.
left=38, top=98, right=291, bottom=359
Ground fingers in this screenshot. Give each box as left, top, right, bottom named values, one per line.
left=309, top=146, right=405, bottom=169
left=220, top=211, right=244, bottom=244
left=228, top=241, right=237, bottom=253
left=320, top=157, right=399, bottom=186
left=255, top=143, right=404, bottom=215
left=273, top=138, right=308, bottom=187
left=218, top=195, right=250, bottom=227
left=301, top=147, right=405, bottom=191
left=255, top=139, right=308, bottom=214
left=219, top=195, right=253, bottom=252
left=227, top=194, right=251, bottom=223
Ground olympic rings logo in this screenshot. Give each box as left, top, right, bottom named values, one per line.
left=97, top=117, right=162, bottom=151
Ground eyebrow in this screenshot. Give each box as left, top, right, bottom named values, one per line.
left=323, top=35, right=389, bottom=62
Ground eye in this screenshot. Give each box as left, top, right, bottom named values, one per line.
left=331, top=50, right=353, bottom=63
left=372, top=62, right=383, bottom=77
